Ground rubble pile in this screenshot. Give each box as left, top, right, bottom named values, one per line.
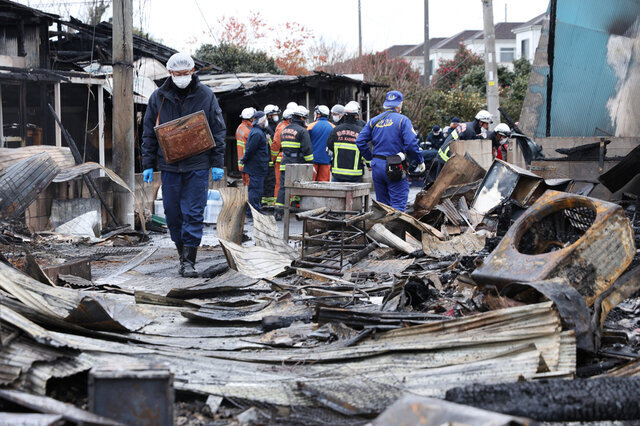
left=1, top=153, right=640, bottom=424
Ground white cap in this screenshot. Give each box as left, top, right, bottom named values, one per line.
left=286, top=102, right=298, bottom=110
left=240, top=107, right=256, bottom=120
left=344, top=101, right=359, bottom=114
left=166, top=52, right=195, bottom=71
left=264, top=104, right=277, bottom=114
left=283, top=108, right=294, bottom=119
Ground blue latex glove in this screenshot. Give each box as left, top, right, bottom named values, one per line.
left=211, top=167, right=224, bottom=182
left=143, top=168, right=154, bottom=183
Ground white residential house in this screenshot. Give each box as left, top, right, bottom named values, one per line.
left=464, top=22, right=526, bottom=70
left=386, top=15, right=545, bottom=78
left=512, top=13, right=544, bottom=61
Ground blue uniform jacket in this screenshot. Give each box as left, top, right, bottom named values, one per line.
left=242, top=126, right=269, bottom=177
left=142, top=76, right=226, bottom=172
left=355, top=110, right=423, bottom=165
left=307, top=117, right=334, bottom=165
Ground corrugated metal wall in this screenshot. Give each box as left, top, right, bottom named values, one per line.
left=526, top=0, right=640, bottom=138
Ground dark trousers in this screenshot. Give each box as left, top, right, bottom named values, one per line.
left=161, top=170, right=209, bottom=247
left=371, top=158, right=410, bottom=212
left=262, top=165, right=276, bottom=204
left=275, top=169, right=287, bottom=208
left=247, top=173, right=265, bottom=213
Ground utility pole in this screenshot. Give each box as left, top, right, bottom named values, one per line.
left=423, top=0, right=430, bottom=85
left=358, top=0, right=362, bottom=56
left=481, top=0, right=499, bottom=130
left=112, top=0, right=135, bottom=227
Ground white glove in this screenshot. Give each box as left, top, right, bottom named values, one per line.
left=414, top=163, right=426, bottom=173
left=397, top=152, right=406, bottom=161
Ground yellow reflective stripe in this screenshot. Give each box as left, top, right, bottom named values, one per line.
left=270, top=150, right=279, bottom=156
left=236, top=140, right=245, bottom=147
left=280, top=164, right=286, bottom=171
left=275, top=202, right=284, bottom=207
left=438, top=146, right=450, bottom=162
left=451, top=130, right=459, bottom=140
left=334, top=143, right=358, bottom=150
left=332, top=167, right=363, bottom=176
left=304, top=154, right=314, bottom=162
left=281, top=141, right=301, bottom=148
left=268, top=161, right=274, bottom=167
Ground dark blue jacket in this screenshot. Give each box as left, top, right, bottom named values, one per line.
left=355, top=109, right=423, bottom=165
left=242, top=125, right=269, bottom=177
left=439, top=120, right=484, bottom=157
left=142, top=76, right=226, bottom=172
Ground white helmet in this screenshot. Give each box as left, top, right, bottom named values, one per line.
left=475, top=110, right=493, bottom=124
left=494, top=123, right=511, bottom=137
left=286, top=102, right=298, bottom=110
left=293, top=105, right=309, bottom=118
left=314, top=105, right=330, bottom=117
left=240, top=107, right=256, bottom=120
left=282, top=108, right=294, bottom=119
left=264, top=104, right=277, bottom=114
left=344, top=101, right=360, bottom=115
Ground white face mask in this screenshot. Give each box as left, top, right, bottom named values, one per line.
left=172, top=74, right=192, bottom=89
left=272, top=115, right=279, bottom=122
left=332, top=114, right=341, bottom=123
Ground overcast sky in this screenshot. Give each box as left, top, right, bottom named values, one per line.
left=24, top=0, right=549, bottom=54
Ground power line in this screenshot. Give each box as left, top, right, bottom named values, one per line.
left=193, top=0, right=219, bottom=45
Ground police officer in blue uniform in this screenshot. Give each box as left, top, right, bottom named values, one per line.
left=241, top=111, right=270, bottom=215
left=355, top=90, right=424, bottom=212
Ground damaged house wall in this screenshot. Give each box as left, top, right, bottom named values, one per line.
left=520, top=0, right=640, bottom=139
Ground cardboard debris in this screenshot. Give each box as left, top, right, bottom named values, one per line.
left=422, top=231, right=486, bottom=258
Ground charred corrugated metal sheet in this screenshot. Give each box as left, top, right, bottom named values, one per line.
left=0, top=152, right=59, bottom=220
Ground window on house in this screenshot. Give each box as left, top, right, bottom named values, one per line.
left=521, top=39, right=530, bottom=59
left=500, top=47, right=515, bottom=63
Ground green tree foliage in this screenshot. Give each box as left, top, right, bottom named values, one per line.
left=433, top=43, right=484, bottom=91
left=417, top=89, right=486, bottom=135
left=195, top=43, right=283, bottom=74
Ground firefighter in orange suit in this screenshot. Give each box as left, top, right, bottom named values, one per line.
left=236, top=107, right=255, bottom=185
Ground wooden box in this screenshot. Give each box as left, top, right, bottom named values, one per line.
left=154, top=110, right=215, bottom=163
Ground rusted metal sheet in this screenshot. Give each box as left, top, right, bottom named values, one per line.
left=414, top=153, right=486, bottom=214
left=472, top=190, right=635, bottom=306
left=591, top=265, right=640, bottom=349
left=41, top=258, right=91, bottom=283
left=154, top=110, right=215, bottom=163
left=0, top=152, right=59, bottom=219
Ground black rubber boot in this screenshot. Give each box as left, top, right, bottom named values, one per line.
left=181, top=246, right=198, bottom=278
left=176, top=242, right=185, bottom=276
